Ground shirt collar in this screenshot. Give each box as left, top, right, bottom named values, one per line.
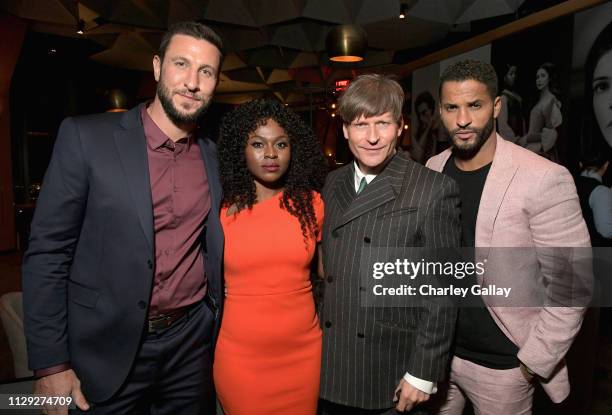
left=354, top=162, right=377, bottom=192
left=140, top=103, right=195, bottom=151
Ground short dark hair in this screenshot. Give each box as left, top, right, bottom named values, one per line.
left=338, top=74, right=404, bottom=124
left=439, top=59, right=498, bottom=99
left=580, top=144, right=608, bottom=171
left=158, top=21, right=224, bottom=63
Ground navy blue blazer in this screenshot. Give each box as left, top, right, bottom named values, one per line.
left=22, top=104, right=224, bottom=402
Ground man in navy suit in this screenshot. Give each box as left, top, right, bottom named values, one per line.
left=22, top=21, right=224, bottom=414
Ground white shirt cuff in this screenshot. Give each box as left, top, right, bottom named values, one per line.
left=403, top=372, right=437, bottom=394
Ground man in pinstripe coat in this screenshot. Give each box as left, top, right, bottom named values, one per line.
left=318, top=74, right=462, bottom=414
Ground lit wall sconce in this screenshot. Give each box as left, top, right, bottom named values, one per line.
left=76, top=19, right=85, bottom=35
left=399, top=3, right=409, bottom=19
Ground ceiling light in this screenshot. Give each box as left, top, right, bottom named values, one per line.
left=76, top=19, right=85, bottom=35
left=399, top=3, right=409, bottom=19
left=326, top=25, right=367, bottom=63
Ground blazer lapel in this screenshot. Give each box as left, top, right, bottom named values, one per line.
left=197, top=138, right=222, bottom=213
left=426, top=148, right=452, bottom=172
left=475, top=135, right=518, bottom=257
left=330, top=163, right=356, bottom=216
left=114, top=106, right=154, bottom=251
left=334, top=153, right=407, bottom=230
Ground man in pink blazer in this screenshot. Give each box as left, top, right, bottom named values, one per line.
left=426, top=60, right=591, bottom=415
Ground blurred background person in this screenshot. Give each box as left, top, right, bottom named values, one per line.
left=213, top=99, right=327, bottom=415
left=521, top=62, right=563, bottom=161
left=583, top=21, right=612, bottom=186
left=497, top=64, right=526, bottom=142
left=576, top=148, right=611, bottom=246
left=410, top=91, right=447, bottom=163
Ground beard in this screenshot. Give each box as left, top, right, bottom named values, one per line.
left=156, top=80, right=211, bottom=126
left=444, top=116, right=496, bottom=160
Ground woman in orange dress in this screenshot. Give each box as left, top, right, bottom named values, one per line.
left=214, top=99, right=327, bottom=415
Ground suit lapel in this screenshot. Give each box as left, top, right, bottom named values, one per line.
left=334, top=153, right=407, bottom=230
left=427, top=148, right=452, bottom=172
left=114, top=106, right=154, bottom=251
left=330, top=163, right=356, bottom=216
left=476, top=135, right=518, bottom=257
left=198, top=138, right=221, bottom=213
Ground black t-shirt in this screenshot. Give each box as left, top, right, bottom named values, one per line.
left=443, top=156, right=519, bottom=369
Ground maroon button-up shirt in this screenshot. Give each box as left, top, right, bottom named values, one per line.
left=141, top=105, right=210, bottom=317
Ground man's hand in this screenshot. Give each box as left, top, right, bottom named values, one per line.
left=35, top=369, right=89, bottom=414
left=393, top=378, right=430, bottom=412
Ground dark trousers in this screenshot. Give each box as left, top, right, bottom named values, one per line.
left=318, top=398, right=428, bottom=415
left=72, top=301, right=215, bottom=415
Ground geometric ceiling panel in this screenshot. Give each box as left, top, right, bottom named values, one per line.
left=204, top=0, right=257, bottom=27
left=167, top=0, right=208, bottom=24
left=212, top=25, right=267, bottom=51
left=289, top=52, right=320, bottom=68
left=270, top=21, right=330, bottom=52
left=3, top=0, right=78, bottom=25
left=223, top=67, right=265, bottom=84
left=78, top=3, right=100, bottom=22
left=455, top=0, right=525, bottom=24
left=354, top=0, right=401, bottom=25
left=247, top=0, right=307, bottom=26
left=88, top=33, right=122, bottom=48
left=139, top=31, right=164, bottom=51
left=408, top=0, right=476, bottom=24
left=267, top=69, right=293, bottom=84
left=1, top=0, right=548, bottom=107
left=302, top=0, right=354, bottom=24
left=90, top=32, right=156, bottom=71
left=85, top=0, right=168, bottom=29
left=221, top=52, right=248, bottom=71
left=270, top=22, right=315, bottom=51
left=113, top=1, right=168, bottom=28
left=244, top=47, right=299, bottom=68
left=365, top=16, right=449, bottom=50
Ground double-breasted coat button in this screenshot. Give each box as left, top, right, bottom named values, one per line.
left=327, top=276, right=333, bottom=283
left=357, top=332, right=365, bottom=338
left=138, top=301, right=147, bottom=309
left=324, top=321, right=332, bottom=328
left=147, top=259, right=153, bottom=269
left=364, top=236, right=371, bottom=243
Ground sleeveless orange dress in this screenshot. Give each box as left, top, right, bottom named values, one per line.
left=214, top=191, right=323, bottom=415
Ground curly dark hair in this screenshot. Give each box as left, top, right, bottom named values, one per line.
left=218, top=98, right=327, bottom=242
